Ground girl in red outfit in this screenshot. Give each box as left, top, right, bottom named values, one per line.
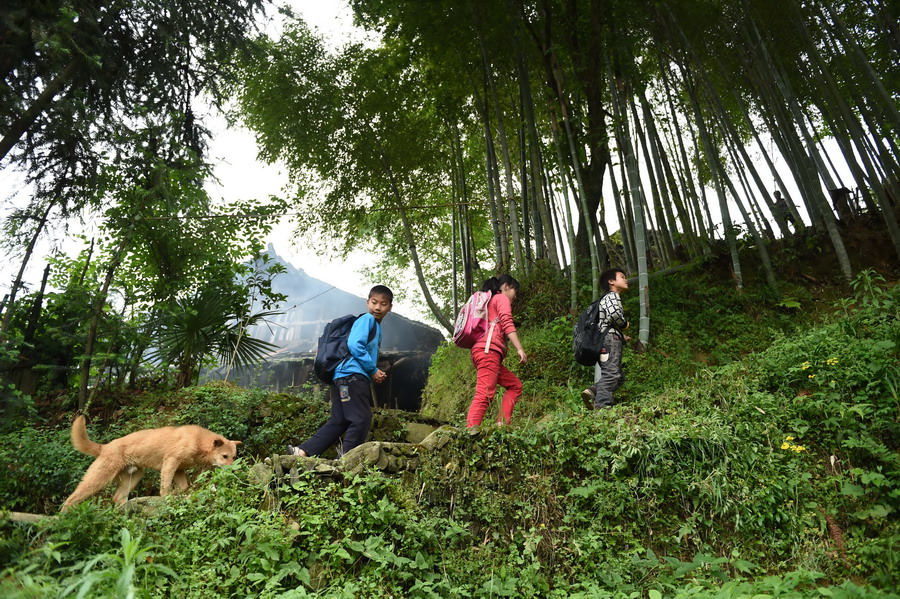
left=467, top=275, right=528, bottom=427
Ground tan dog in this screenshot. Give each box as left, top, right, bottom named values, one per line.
left=62, top=415, right=241, bottom=510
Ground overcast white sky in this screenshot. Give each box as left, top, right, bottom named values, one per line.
left=202, top=1, right=427, bottom=317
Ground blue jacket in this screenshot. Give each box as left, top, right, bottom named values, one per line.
left=334, top=313, right=381, bottom=381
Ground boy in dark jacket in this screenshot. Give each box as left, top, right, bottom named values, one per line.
left=581, top=269, right=630, bottom=409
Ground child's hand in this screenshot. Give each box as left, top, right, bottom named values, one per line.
left=373, top=369, right=387, bottom=384
left=517, top=348, right=528, bottom=363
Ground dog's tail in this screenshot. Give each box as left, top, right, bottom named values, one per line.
left=71, top=415, right=102, bottom=457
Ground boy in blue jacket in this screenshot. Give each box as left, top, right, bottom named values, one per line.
left=288, top=285, right=392, bottom=457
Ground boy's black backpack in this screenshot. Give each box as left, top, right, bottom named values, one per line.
left=314, top=314, right=376, bottom=384
left=573, top=298, right=605, bottom=366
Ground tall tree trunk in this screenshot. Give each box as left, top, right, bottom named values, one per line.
left=758, top=14, right=886, bottom=271
left=1, top=201, right=54, bottom=335
left=728, top=143, right=775, bottom=239
left=448, top=139, right=460, bottom=312
left=549, top=117, right=579, bottom=311
left=660, top=61, right=711, bottom=246
left=686, top=115, right=716, bottom=241
left=818, top=0, right=900, bottom=134
left=609, top=66, right=650, bottom=346
left=629, top=93, right=674, bottom=266
left=544, top=173, right=568, bottom=275
left=531, top=141, right=551, bottom=264
left=642, top=92, right=696, bottom=255
left=451, top=124, right=475, bottom=293
left=376, top=143, right=453, bottom=332
left=608, top=155, right=636, bottom=272
left=22, top=264, right=50, bottom=345
left=78, top=234, right=131, bottom=410
left=698, top=70, right=790, bottom=238
left=518, top=116, right=532, bottom=274
left=451, top=199, right=459, bottom=316
left=550, top=71, right=601, bottom=298
left=618, top=157, right=638, bottom=265
left=472, top=81, right=506, bottom=269
left=478, top=31, right=524, bottom=272
left=0, top=59, right=80, bottom=165
left=803, top=108, right=846, bottom=189
left=817, top=99, right=880, bottom=214
left=730, top=82, right=805, bottom=229
left=530, top=138, right=559, bottom=268
left=640, top=93, right=689, bottom=257
left=715, top=146, right=779, bottom=292
left=746, top=51, right=824, bottom=228
left=487, top=123, right=512, bottom=270
left=523, top=0, right=607, bottom=277
left=682, top=69, right=744, bottom=289
left=481, top=109, right=505, bottom=269
left=513, top=15, right=543, bottom=268
left=750, top=20, right=864, bottom=276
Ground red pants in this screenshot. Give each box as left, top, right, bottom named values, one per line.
left=467, top=349, right=523, bottom=427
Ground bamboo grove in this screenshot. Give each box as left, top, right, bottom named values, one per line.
left=0, top=0, right=898, bottom=403
left=236, top=0, right=899, bottom=343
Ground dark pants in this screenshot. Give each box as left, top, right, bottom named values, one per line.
left=299, top=374, right=372, bottom=457
left=591, top=333, right=624, bottom=407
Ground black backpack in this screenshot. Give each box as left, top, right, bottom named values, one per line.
left=314, top=314, right=377, bottom=384
left=573, top=298, right=606, bottom=366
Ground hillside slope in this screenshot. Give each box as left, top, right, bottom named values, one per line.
left=1, top=267, right=898, bottom=598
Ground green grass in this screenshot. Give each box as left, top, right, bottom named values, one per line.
left=1, top=268, right=897, bottom=597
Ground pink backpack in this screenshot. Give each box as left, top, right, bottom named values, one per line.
left=452, top=291, right=499, bottom=350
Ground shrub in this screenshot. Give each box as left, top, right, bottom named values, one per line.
left=162, top=382, right=329, bottom=458
left=0, top=426, right=88, bottom=513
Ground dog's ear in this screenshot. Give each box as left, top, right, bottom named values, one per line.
left=213, top=439, right=224, bottom=448
left=233, top=440, right=242, bottom=446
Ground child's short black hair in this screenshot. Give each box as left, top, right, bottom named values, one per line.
left=600, top=268, right=626, bottom=294
left=369, top=285, right=394, bottom=303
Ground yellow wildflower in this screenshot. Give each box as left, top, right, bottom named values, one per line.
left=785, top=436, right=795, bottom=441
left=781, top=442, right=790, bottom=450
left=801, top=362, right=811, bottom=370
left=808, top=374, right=815, bottom=379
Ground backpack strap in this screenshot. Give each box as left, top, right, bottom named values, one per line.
left=337, top=314, right=379, bottom=371
left=361, top=313, right=378, bottom=343
left=482, top=315, right=501, bottom=354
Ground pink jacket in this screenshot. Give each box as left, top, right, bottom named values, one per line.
left=471, top=293, right=517, bottom=357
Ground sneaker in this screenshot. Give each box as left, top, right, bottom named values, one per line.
left=286, top=444, right=306, bottom=457
left=581, top=388, right=595, bottom=410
